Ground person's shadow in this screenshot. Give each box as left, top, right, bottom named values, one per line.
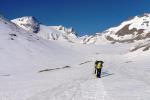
left=101, top=71, right=114, bottom=78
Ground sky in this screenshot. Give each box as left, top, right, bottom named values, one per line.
left=0, top=0, right=150, bottom=35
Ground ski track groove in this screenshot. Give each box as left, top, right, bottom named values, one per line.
left=26, top=78, right=108, bottom=100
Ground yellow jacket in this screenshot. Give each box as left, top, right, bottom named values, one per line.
left=96, top=63, right=102, bottom=69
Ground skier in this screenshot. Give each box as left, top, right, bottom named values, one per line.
left=95, top=60, right=104, bottom=78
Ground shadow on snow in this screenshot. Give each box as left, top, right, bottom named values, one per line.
left=101, top=71, right=114, bottom=78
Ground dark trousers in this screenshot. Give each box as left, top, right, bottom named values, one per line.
left=96, top=69, right=102, bottom=78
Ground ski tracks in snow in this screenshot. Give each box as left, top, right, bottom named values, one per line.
left=73, top=79, right=107, bottom=100
left=27, top=78, right=108, bottom=100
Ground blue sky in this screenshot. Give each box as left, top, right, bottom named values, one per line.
left=0, top=0, right=150, bottom=35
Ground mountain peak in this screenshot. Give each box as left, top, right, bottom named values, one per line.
left=11, top=16, right=40, bottom=33
left=56, top=25, right=78, bottom=36
left=139, top=13, right=150, bottom=17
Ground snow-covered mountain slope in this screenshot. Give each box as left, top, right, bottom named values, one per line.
left=104, top=13, right=150, bottom=43
left=82, top=13, right=150, bottom=51
left=0, top=16, right=87, bottom=75
left=37, top=25, right=79, bottom=43
left=11, top=16, right=40, bottom=33
left=1, top=15, right=150, bottom=100
left=11, top=14, right=150, bottom=51
left=79, top=33, right=109, bottom=44
left=102, top=13, right=150, bottom=51
left=11, top=17, right=80, bottom=43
